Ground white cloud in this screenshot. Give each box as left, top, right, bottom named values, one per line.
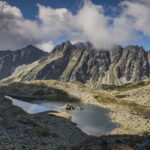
left=120, top=1, right=150, bottom=36
left=0, top=1, right=40, bottom=50
left=75, top=1, right=112, bottom=49
left=0, top=1, right=22, bottom=17
left=36, top=41, right=54, bottom=52
left=0, top=0, right=150, bottom=51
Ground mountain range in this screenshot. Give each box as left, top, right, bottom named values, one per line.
left=0, top=45, right=47, bottom=79
left=1, top=41, right=150, bottom=88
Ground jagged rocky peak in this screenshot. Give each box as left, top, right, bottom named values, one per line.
left=0, top=50, right=11, bottom=59
left=122, top=45, right=147, bottom=62
left=123, top=45, right=146, bottom=54
left=1, top=41, right=150, bottom=87
left=115, top=45, right=149, bottom=82
left=51, top=41, right=94, bottom=56
left=63, top=40, right=72, bottom=47
left=109, top=45, right=123, bottom=64
left=74, top=41, right=93, bottom=49
left=0, top=45, right=47, bottom=79
left=52, top=40, right=72, bottom=54
left=17, top=45, right=47, bottom=54
left=125, top=45, right=144, bottom=50
left=25, top=45, right=36, bottom=49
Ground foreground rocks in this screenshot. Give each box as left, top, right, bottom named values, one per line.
left=1, top=95, right=149, bottom=150
left=72, top=135, right=150, bottom=150
left=0, top=96, right=87, bottom=149
left=0, top=80, right=150, bottom=149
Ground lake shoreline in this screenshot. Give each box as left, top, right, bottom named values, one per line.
left=5, top=93, right=150, bottom=136
left=5, top=95, right=117, bottom=136
left=1, top=95, right=150, bottom=149
left=0, top=80, right=150, bottom=136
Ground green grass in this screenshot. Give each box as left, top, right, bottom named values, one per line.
left=101, top=80, right=150, bottom=92
left=96, top=95, right=150, bottom=116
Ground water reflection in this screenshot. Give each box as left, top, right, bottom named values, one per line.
left=5, top=96, right=117, bottom=136
left=5, top=96, right=49, bottom=113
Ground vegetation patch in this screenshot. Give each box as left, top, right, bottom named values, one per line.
left=95, top=94, right=150, bottom=116
left=101, top=80, right=150, bottom=92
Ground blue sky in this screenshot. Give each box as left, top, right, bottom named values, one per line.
left=3, top=0, right=123, bottom=19
left=0, top=0, right=150, bottom=51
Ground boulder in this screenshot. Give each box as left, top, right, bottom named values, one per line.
left=64, top=104, right=76, bottom=110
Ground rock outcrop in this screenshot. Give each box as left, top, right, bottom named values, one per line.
left=0, top=95, right=87, bottom=149
left=0, top=45, right=47, bottom=79
left=1, top=41, right=150, bottom=88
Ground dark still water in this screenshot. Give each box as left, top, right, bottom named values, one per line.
left=5, top=96, right=117, bottom=136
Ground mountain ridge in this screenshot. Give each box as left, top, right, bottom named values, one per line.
left=1, top=41, right=150, bottom=88
left=0, top=45, right=47, bottom=79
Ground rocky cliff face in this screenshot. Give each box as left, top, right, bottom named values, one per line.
left=0, top=45, right=47, bottom=79
left=114, top=46, right=149, bottom=84
left=148, top=50, right=150, bottom=65
left=1, top=41, right=150, bottom=87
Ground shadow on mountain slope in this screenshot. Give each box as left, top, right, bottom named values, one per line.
left=0, top=81, right=80, bottom=102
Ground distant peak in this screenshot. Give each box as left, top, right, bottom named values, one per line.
left=18, top=45, right=47, bottom=54
left=123, top=45, right=146, bottom=54
left=63, top=40, right=72, bottom=46
left=74, top=41, right=93, bottom=48
left=25, top=45, right=36, bottom=49
left=111, top=44, right=122, bottom=49
left=125, top=45, right=144, bottom=49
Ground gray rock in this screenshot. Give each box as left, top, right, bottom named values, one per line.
left=0, top=96, right=87, bottom=149
left=2, top=41, right=150, bottom=88
left=0, top=45, right=47, bottom=79
left=64, top=104, right=83, bottom=111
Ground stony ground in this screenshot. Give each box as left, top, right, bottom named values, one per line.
left=113, top=84, right=150, bottom=107
left=1, top=80, right=150, bottom=135
left=0, top=96, right=87, bottom=150
left=72, top=135, right=150, bottom=150
left=0, top=80, right=150, bottom=149
left=25, top=80, right=150, bottom=135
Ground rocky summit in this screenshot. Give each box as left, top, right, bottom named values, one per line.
left=0, top=45, right=47, bottom=80
left=2, top=41, right=149, bottom=88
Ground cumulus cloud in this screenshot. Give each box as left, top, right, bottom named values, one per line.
left=121, top=1, right=150, bottom=36
left=36, top=41, right=54, bottom=52
left=0, top=1, right=40, bottom=50
left=0, top=0, right=150, bottom=51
